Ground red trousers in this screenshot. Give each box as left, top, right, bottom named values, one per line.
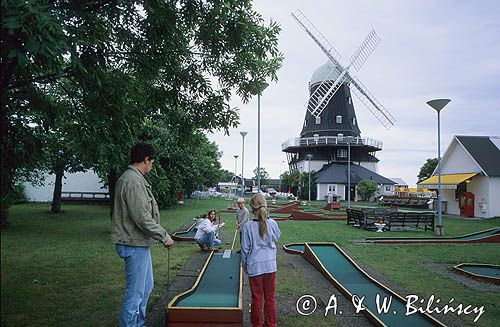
left=249, top=272, right=277, bottom=327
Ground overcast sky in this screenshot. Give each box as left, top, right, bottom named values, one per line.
left=208, top=0, right=500, bottom=187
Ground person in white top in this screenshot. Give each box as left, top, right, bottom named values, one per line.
left=194, top=210, right=222, bottom=251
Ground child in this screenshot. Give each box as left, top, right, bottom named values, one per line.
left=241, top=194, right=281, bottom=327
left=194, top=210, right=222, bottom=251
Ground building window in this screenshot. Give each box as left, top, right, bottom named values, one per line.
left=327, top=184, right=336, bottom=193
left=304, top=119, right=307, bottom=127
left=352, top=118, right=356, bottom=125
left=315, top=116, right=321, bottom=124
left=385, top=186, right=391, bottom=192
left=336, top=115, right=342, bottom=124
left=348, top=96, right=352, bottom=104
left=338, top=149, right=347, bottom=158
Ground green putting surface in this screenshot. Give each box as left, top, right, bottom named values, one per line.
left=458, top=228, right=499, bottom=240
left=310, top=245, right=436, bottom=326
left=174, top=228, right=197, bottom=239
left=175, top=253, right=241, bottom=308
left=368, top=228, right=499, bottom=241
left=459, top=265, right=500, bottom=278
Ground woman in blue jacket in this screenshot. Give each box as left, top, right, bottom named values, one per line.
left=241, top=193, right=281, bottom=327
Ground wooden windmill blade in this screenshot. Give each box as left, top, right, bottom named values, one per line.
left=349, top=75, right=396, bottom=129
left=308, top=29, right=382, bottom=117
left=291, top=9, right=343, bottom=67
left=292, top=8, right=396, bottom=129
left=348, top=30, right=381, bottom=72
left=308, top=70, right=349, bottom=117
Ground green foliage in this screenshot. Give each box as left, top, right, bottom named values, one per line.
left=1, top=0, right=284, bottom=225
left=280, top=170, right=317, bottom=199
left=417, top=158, right=438, bottom=183
left=3, top=183, right=28, bottom=205
left=356, top=179, right=378, bottom=201
left=140, top=119, right=224, bottom=207
left=280, top=170, right=300, bottom=194
left=253, top=167, right=270, bottom=188
left=219, top=169, right=235, bottom=183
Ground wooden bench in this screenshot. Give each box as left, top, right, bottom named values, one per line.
left=386, top=212, right=434, bottom=231
left=380, top=196, right=430, bottom=209
left=60, top=191, right=111, bottom=205
left=346, top=209, right=370, bottom=228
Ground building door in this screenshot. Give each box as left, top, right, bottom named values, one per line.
left=344, top=185, right=356, bottom=202
left=459, top=192, right=475, bottom=217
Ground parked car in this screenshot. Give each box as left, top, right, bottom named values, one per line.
left=267, top=188, right=278, bottom=196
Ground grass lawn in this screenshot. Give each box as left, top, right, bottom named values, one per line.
left=2, top=199, right=499, bottom=326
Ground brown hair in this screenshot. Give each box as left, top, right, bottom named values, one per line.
left=207, top=210, right=216, bottom=221
left=250, top=193, right=268, bottom=238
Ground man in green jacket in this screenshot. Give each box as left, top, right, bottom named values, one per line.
left=111, top=142, right=174, bottom=327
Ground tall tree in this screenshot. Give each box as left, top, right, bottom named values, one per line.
left=281, top=170, right=300, bottom=195
left=417, top=158, right=438, bottom=183
left=356, top=179, right=378, bottom=201
left=253, top=167, right=270, bottom=188
left=1, top=0, right=283, bottom=226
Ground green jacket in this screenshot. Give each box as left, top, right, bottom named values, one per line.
left=110, top=165, right=172, bottom=246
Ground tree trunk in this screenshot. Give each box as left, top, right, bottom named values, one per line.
left=108, top=169, right=118, bottom=219
left=51, top=163, right=65, bottom=213
left=0, top=173, right=12, bottom=229
left=0, top=105, right=11, bottom=228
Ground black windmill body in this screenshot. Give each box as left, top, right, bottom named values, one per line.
left=282, top=10, right=397, bottom=200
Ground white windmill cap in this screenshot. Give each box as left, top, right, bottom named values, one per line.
left=310, top=61, right=342, bottom=89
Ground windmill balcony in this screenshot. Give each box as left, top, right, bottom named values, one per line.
left=281, top=135, right=383, bottom=152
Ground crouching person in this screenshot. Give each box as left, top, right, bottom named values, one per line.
left=195, top=209, right=222, bottom=251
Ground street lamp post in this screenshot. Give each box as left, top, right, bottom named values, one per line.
left=257, top=94, right=261, bottom=193
left=240, top=131, right=247, bottom=196
left=345, top=136, right=355, bottom=209
left=233, top=155, right=239, bottom=195
left=279, top=160, right=284, bottom=192
left=256, top=82, right=268, bottom=194
left=427, top=99, right=451, bottom=236
left=306, top=154, right=313, bottom=203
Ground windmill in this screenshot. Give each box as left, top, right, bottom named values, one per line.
left=281, top=10, right=399, bottom=201
left=291, top=9, right=395, bottom=130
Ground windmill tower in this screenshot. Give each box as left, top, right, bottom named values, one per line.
left=282, top=10, right=396, bottom=200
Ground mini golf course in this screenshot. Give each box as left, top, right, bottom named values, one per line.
left=364, top=227, right=500, bottom=244
left=171, top=222, right=197, bottom=242
left=453, top=263, right=500, bottom=285
left=290, top=208, right=346, bottom=221
left=283, top=242, right=445, bottom=327
left=167, top=252, right=243, bottom=326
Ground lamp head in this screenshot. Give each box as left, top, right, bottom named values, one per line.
left=240, top=131, right=248, bottom=137
left=306, top=154, right=313, bottom=160
left=426, top=99, right=451, bottom=112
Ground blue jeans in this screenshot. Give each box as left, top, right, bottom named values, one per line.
left=116, top=244, right=154, bottom=327
left=195, top=230, right=222, bottom=247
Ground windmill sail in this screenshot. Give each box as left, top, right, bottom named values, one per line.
left=306, top=29, right=382, bottom=118
left=293, top=9, right=395, bottom=129
left=348, top=30, right=381, bottom=72
left=308, top=70, right=348, bottom=117
left=291, top=10, right=342, bottom=66
left=349, top=76, right=396, bottom=129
